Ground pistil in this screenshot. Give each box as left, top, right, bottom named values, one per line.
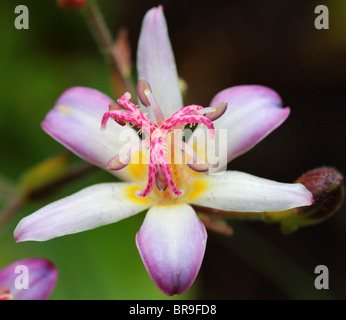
left=101, top=79, right=226, bottom=198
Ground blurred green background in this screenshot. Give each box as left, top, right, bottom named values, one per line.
left=0, top=0, right=345, bottom=299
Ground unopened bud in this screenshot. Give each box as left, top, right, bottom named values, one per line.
left=58, top=0, right=86, bottom=8
left=295, top=167, right=344, bottom=218
left=274, top=167, right=344, bottom=233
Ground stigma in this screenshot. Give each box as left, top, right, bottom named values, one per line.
left=101, top=79, right=227, bottom=198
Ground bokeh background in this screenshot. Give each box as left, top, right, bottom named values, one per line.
left=0, top=0, right=345, bottom=299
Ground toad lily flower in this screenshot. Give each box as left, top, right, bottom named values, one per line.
left=14, top=6, right=313, bottom=296
left=0, top=258, right=57, bottom=300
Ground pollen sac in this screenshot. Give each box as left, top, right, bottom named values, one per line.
left=156, top=166, right=168, bottom=191
left=137, top=78, right=152, bottom=107
left=101, top=87, right=216, bottom=198
left=109, top=102, right=126, bottom=126
left=107, top=153, right=131, bottom=170
left=205, top=102, right=228, bottom=121
left=187, top=160, right=210, bottom=173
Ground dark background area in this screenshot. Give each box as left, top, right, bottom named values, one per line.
left=117, top=0, right=346, bottom=300
left=0, top=0, right=345, bottom=299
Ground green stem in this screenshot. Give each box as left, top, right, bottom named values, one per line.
left=0, top=161, right=96, bottom=229
left=26, top=162, right=96, bottom=200
left=0, top=177, right=17, bottom=198
left=0, top=197, right=24, bottom=229
left=84, top=0, right=134, bottom=97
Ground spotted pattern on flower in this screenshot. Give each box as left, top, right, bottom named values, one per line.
left=101, top=82, right=216, bottom=198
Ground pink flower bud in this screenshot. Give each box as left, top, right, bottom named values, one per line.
left=280, top=167, right=344, bottom=233
left=295, top=167, right=344, bottom=219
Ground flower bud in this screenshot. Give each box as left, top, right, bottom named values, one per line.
left=58, top=0, right=86, bottom=9
left=277, top=167, right=344, bottom=233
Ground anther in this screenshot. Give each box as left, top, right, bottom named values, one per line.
left=137, top=78, right=152, bottom=107
left=205, top=102, right=227, bottom=121
left=109, top=102, right=126, bottom=126
left=137, top=78, right=165, bottom=125
left=107, top=153, right=131, bottom=170
left=156, top=165, right=168, bottom=191
left=187, top=160, right=210, bottom=172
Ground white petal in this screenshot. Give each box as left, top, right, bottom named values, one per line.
left=137, top=6, right=183, bottom=120
left=42, top=86, right=140, bottom=182
left=14, top=183, right=152, bottom=242
left=188, top=85, right=290, bottom=165
left=187, top=171, right=313, bottom=212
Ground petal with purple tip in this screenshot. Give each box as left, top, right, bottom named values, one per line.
left=188, top=85, right=290, bottom=163
left=187, top=171, right=313, bottom=212
left=0, top=259, right=57, bottom=300
left=136, top=203, right=207, bottom=296
left=14, top=183, right=151, bottom=242
left=137, top=6, right=183, bottom=120
left=213, top=85, right=290, bottom=161
left=42, top=86, right=140, bottom=181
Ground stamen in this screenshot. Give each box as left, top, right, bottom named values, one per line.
left=137, top=78, right=152, bottom=107
left=154, top=140, right=184, bottom=197
left=102, top=97, right=154, bottom=136
left=108, top=102, right=126, bottom=126
left=174, top=139, right=209, bottom=172
left=144, top=89, right=166, bottom=126
left=174, top=139, right=200, bottom=162
left=187, top=161, right=210, bottom=173
left=107, top=153, right=131, bottom=170
left=107, top=139, right=149, bottom=170
left=123, top=92, right=131, bottom=101
left=102, top=80, right=225, bottom=199
left=135, top=162, right=157, bottom=198
left=137, top=78, right=165, bottom=126
left=194, top=107, right=216, bottom=115
left=204, top=102, right=227, bottom=121
left=101, top=109, right=136, bottom=130
left=161, top=114, right=215, bottom=139
left=156, top=165, right=168, bottom=191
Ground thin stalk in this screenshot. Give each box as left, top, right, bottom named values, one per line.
left=0, top=197, right=24, bottom=229
left=0, top=162, right=96, bottom=229
left=84, top=0, right=135, bottom=97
